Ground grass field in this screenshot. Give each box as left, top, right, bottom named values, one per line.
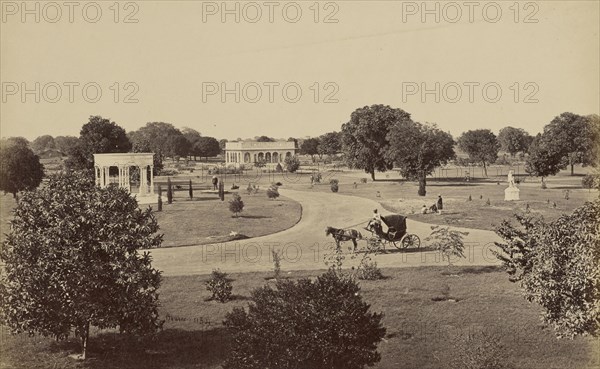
left=1, top=266, right=597, bottom=369
left=154, top=189, right=302, bottom=247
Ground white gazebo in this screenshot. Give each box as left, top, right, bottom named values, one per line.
left=93, top=153, right=155, bottom=203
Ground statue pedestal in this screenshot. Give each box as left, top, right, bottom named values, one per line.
left=504, top=186, right=520, bottom=201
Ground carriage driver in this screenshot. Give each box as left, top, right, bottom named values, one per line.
left=369, top=209, right=383, bottom=234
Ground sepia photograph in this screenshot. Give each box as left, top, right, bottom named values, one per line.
left=0, top=1, right=599, bottom=368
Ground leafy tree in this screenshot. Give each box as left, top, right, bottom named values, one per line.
left=498, top=126, right=532, bottom=157
left=182, top=127, right=202, bottom=160
left=0, top=171, right=163, bottom=359
left=31, top=135, right=56, bottom=154
left=386, top=122, right=455, bottom=196
left=0, top=139, right=44, bottom=198
left=165, top=134, right=190, bottom=160
left=223, top=269, right=386, bottom=369
left=206, top=269, right=233, bottom=303
left=424, top=226, right=468, bottom=268
left=494, top=200, right=600, bottom=338
left=541, top=112, right=599, bottom=175
left=525, top=134, right=563, bottom=187
left=318, top=131, right=342, bottom=157
left=54, top=136, right=79, bottom=155
left=300, top=137, right=321, bottom=160
left=3, top=136, right=30, bottom=148
left=219, top=138, right=228, bottom=154
left=195, top=136, right=221, bottom=160
left=66, top=116, right=131, bottom=170
left=229, top=193, right=244, bottom=216
left=287, top=137, right=299, bottom=148
left=457, top=129, right=499, bottom=176
left=341, top=104, right=410, bottom=180
left=256, top=136, right=275, bottom=142
left=284, top=155, right=300, bottom=173
left=128, top=122, right=184, bottom=166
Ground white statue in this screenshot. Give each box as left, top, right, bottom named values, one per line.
left=508, top=170, right=515, bottom=187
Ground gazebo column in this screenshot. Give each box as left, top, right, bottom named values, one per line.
left=103, top=167, right=110, bottom=188
left=139, top=166, right=147, bottom=195
left=94, top=167, right=100, bottom=186
left=150, top=166, right=154, bottom=194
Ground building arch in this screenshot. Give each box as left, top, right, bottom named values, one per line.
left=272, top=152, right=279, bottom=163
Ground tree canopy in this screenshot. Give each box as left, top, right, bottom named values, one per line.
left=66, top=116, right=131, bottom=170
left=0, top=139, right=44, bottom=198
left=541, top=112, right=599, bottom=175
left=300, top=137, right=320, bottom=159
left=195, top=136, right=221, bottom=159
left=318, top=131, right=342, bottom=157
left=498, top=126, right=532, bottom=157
left=387, top=122, right=455, bottom=196
left=341, top=105, right=411, bottom=180
left=0, top=171, right=163, bottom=359
left=457, top=129, right=499, bottom=176
left=525, top=134, right=564, bottom=185
left=31, top=135, right=56, bottom=154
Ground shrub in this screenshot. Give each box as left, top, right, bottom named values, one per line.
left=228, top=193, right=244, bottom=217
left=582, top=174, right=598, bottom=191
left=223, top=269, right=386, bottom=369
left=494, top=200, right=600, bottom=338
left=425, top=226, right=469, bottom=267
left=330, top=178, right=339, bottom=193
left=254, top=159, right=266, bottom=168
left=356, top=259, right=384, bottom=280
left=360, top=178, right=368, bottom=184
left=188, top=179, right=193, bottom=199
left=206, top=269, right=232, bottom=303
left=275, top=163, right=283, bottom=173
left=272, top=249, right=281, bottom=279
left=311, top=171, right=322, bottom=184
left=157, top=194, right=163, bottom=211
left=266, top=184, right=279, bottom=200
left=284, top=155, right=300, bottom=173
left=447, top=330, right=515, bottom=369
left=159, top=169, right=178, bottom=176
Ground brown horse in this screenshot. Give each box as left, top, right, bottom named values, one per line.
left=325, top=226, right=363, bottom=250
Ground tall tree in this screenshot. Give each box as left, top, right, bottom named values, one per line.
left=387, top=122, right=455, bottom=196
left=0, top=172, right=163, bottom=359
left=128, top=122, right=184, bottom=166
left=256, top=136, right=275, bottom=142
left=300, top=137, right=321, bottom=160
left=542, top=112, right=598, bottom=175
left=0, top=139, right=44, bottom=198
left=219, top=139, right=229, bottom=155
left=31, top=135, right=56, bottom=154
left=54, top=136, right=79, bottom=155
left=66, top=116, right=131, bottom=170
left=525, top=134, right=564, bottom=187
left=341, top=105, right=411, bottom=180
left=318, top=131, right=342, bottom=157
left=195, top=136, right=221, bottom=160
left=182, top=127, right=202, bottom=160
left=457, top=129, right=499, bottom=176
left=498, top=126, right=532, bottom=157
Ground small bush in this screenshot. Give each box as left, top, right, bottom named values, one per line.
left=311, top=171, right=322, bottom=184
left=206, top=269, right=232, bottom=303
left=167, top=177, right=173, bottom=204
left=284, top=155, right=300, bottom=173
left=581, top=174, right=599, bottom=191
left=157, top=195, right=163, bottom=211
left=275, top=163, right=283, bottom=173
left=360, top=178, right=368, bottom=184
left=330, top=178, right=339, bottom=193
left=447, top=330, right=515, bottom=369
left=356, top=259, right=384, bottom=280
left=223, top=269, right=386, bottom=369
left=272, top=249, right=281, bottom=279
left=266, top=184, right=280, bottom=200
left=229, top=193, right=244, bottom=217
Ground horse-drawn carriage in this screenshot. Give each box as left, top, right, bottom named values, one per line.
left=326, top=213, right=420, bottom=252
left=365, top=214, right=421, bottom=250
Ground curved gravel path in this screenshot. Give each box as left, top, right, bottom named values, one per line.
left=149, top=189, right=502, bottom=276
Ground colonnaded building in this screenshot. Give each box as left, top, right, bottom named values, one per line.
left=225, top=141, right=297, bottom=166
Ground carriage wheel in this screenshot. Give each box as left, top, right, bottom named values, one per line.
left=401, top=234, right=421, bottom=249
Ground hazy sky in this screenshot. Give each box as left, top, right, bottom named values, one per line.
left=1, top=0, right=598, bottom=140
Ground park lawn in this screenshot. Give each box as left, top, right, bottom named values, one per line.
left=153, top=189, right=302, bottom=247
left=1, top=266, right=597, bottom=369
left=294, top=168, right=597, bottom=231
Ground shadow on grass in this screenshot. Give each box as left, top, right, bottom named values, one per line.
left=49, top=328, right=231, bottom=369
left=460, top=265, right=502, bottom=274
left=235, top=215, right=271, bottom=219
